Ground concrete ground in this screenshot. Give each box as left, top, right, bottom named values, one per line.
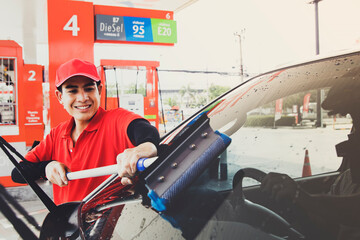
left=0, top=182, right=52, bottom=239
left=0, top=199, right=48, bottom=239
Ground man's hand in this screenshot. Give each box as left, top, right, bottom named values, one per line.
left=116, top=142, right=157, bottom=185
left=45, top=161, right=69, bottom=187
left=260, top=172, right=299, bottom=202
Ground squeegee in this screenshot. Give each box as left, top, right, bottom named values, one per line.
left=142, top=112, right=231, bottom=212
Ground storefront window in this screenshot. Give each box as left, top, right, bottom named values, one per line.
left=0, top=58, right=16, bottom=125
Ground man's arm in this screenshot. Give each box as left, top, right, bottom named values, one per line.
left=45, top=161, right=70, bottom=187
left=11, top=161, right=52, bottom=183
left=11, top=131, right=70, bottom=187
left=117, top=142, right=158, bottom=185
left=127, top=119, right=160, bottom=149
left=12, top=159, right=70, bottom=187
left=117, top=119, right=160, bottom=185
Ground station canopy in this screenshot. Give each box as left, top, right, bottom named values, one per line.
left=89, top=0, right=198, bottom=12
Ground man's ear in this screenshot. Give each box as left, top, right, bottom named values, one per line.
left=55, top=90, right=63, bottom=104
left=97, top=83, right=103, bottom=95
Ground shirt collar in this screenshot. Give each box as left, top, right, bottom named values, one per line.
left=63, top=107, right=105, bottom=138
left=85, top=107, right=105, bottom=132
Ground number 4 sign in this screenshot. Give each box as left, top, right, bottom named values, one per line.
left=63, top=15, right=80, bottom=36
left=47, top=0, right=94, bottom=128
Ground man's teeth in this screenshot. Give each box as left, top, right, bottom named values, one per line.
left=76, top=105, right=90, bottom=109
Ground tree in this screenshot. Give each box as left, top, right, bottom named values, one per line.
left=166, top=97, right=178, bottom=108
left=208, top=84, right=231, bottom=100
left=282, top=90, right=317, bottom=109
left=196, top=95, right=207, bottom=107
left=124, top=83, right=146, bottom=96
left=179, top=84, right=196, bottom=108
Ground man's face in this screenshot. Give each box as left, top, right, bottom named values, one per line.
left=55, top=76, right=102, bottom=125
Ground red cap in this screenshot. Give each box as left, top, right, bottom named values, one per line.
left=55, top=58, right=101, bottom=88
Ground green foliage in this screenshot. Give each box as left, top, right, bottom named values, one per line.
left=282, top=90, right=317, bottom=109
left=195, top=95, right=207, bottom=108
left=244, top=115, right=296, bottom=127
left=166, top=97, right=178, bottom=107
left=124, top=83, right=146, bottom=96
left=208, top=84, right=231, bottom=100
left=106, top=83, right=146, bottom=97
left=260, top=89, right=318, bottom=110
left=276, top=116, right=296, bottom=126
left=179, top=84, right=196, bottom=98
left=176, top=84, right=231, bottom=108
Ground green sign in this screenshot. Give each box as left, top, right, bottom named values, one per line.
left=151, top=18, right=177, bottom=44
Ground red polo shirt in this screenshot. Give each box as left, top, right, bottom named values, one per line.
left=25, top=107, right=142, bottom=205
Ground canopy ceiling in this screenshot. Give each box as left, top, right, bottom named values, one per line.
left=89, top=0, right=198, bottom=12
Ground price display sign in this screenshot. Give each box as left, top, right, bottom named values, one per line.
left=95, top=14, right=177, bottom=44
left=151, top=19, right=177, bottom=43
left=124, top=17, right=153, bottom=42
left=96, top=15, right=125, bottom=41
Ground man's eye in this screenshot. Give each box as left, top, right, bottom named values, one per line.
left=68, top=90, right=77, bottom=93
left=85, top=87, right=95, bottom=92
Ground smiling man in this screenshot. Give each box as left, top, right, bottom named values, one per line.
left=12, top=59, right=159, bottom=205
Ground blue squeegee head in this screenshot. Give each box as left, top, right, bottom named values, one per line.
left=162, top=133, right=230, bottom=202
left=147, top=131, right=231, bottom=212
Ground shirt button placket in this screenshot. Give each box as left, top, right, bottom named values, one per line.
left=68, top=139, right=74, bottom=154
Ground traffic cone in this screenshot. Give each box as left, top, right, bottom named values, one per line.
left=302, top=149, right=312, bottom=177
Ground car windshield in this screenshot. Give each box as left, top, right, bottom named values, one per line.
left=162, top=51, right=358, bottom=189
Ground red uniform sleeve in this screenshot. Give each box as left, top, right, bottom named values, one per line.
left=25, top=130, right=55, bottom=163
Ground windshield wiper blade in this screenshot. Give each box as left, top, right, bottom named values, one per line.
left=0, top=136, right=57, bottom=212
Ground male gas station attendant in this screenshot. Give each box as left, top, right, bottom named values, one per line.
left=11, top=58, right=160, bottom=205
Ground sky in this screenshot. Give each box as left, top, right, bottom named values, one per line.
left=171, top=0, right=360, bottom=76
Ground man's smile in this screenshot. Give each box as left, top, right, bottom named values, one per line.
left=74, top=104, right=92, bottom=110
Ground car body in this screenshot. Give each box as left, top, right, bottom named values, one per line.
left=6, top=49, right=360, bottom=239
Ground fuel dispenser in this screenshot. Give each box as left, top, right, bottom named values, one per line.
left=0, top=40, right=44, bottom=187
left=120, top=94, right=145, bottom=117
left=99, top=60, right=160, bottom=128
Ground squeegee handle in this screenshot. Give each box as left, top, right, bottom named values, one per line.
left=66, top=157, right=157, bottom=181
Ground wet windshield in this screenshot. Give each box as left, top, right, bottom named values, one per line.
left=187, top=52, right=360, bottom=189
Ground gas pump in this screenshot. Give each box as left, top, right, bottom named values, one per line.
left=100, top=60, right=160, bottom=129
left=120, top=94, right=145, bottom=117
left=0, top=40, right=44, bottom=187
